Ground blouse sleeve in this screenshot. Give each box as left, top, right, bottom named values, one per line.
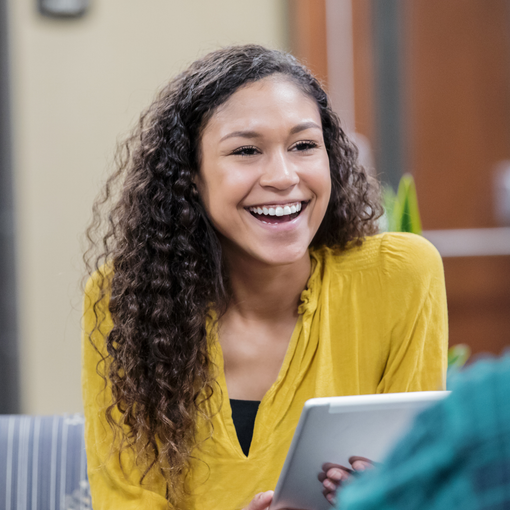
left=82, top=271, right=170, bottom=510
left=376, top=233, right=448, bottom=393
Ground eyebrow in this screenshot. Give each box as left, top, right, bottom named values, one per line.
left=219, top=121, right=322, bottom=143
left=289, top=121, right=322, bottom=135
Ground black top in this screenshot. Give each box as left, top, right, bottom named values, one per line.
left=230, top=399, right=261, bottom=456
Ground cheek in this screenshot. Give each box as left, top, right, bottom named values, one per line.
left=211, top=172, right=256, bottom=209
left=321, top=166, right=332, bottom=193
left=322, top=156, right=332, bottom=195
left=198, top=173, right=250, bottom=229
left=311, top=160, right=332, bottom=203
left=310, top=166, right=332, bottom=224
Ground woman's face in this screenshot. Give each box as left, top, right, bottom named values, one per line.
left=196, top=77, right=331, bottom=268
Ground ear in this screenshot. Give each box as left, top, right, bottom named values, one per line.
left=190, top=180, right=200, bottom=200
left=191, top=171, right=203, bottom=201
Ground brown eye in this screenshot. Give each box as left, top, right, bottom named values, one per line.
left=231, top=146, right=260, bottom=157
left=292, top=141, right=318, bottom=152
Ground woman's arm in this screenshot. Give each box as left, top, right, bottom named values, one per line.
left=377, top=233, right=448, bottom=393
left=320, top=233, right=449, bottom=503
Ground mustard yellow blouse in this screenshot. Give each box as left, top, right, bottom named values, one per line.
left=82, top=233, right=448, bottom=510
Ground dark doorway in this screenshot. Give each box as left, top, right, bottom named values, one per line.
left=0, top=0, right=20, bottom=413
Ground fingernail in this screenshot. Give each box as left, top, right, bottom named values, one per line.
left=329, top=468, right=343, bottom=480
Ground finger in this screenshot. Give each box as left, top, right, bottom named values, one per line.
left=349, top=456, right=375, bottom=472
left=351, top=460, right=372, bottom=472
left=319, top=464, right=351, bottom=482
left=322, top=486, right=337, bottom=507
left=322, top=486, right=334, bottom=499
left=244, top=491, right=274, bottom=510
left=322, top=478, right=338, bottom=492
left=326, top=467, right=350, bottom=483
left=322, top=462, right=353, bottom=473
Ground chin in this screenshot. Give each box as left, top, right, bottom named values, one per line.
left=252, top=244, right=310, bottom=267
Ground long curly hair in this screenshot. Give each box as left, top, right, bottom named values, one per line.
left=84, top=44, right=382, bottom=504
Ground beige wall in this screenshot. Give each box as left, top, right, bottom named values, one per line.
left=8, top=0, right=289, bottom=414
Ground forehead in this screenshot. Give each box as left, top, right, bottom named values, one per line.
left=202, top=77, right=322, bottom=138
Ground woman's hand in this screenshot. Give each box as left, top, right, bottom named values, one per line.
left=318, top=457, right=374, bottom=505
left=243, top=491, right=274, bottom=510
left=243, top=491, right=305, bottom=510
left=244, top=458, right=373, bottom=510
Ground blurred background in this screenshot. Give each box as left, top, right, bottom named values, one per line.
left=0, top=0, right=509, bottom=416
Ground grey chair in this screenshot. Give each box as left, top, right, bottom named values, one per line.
left=0, top=415, right=90, bottom=510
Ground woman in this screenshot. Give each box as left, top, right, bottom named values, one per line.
left=83, top=45, right=447, bottom=510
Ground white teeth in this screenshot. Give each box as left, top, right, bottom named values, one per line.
left=249, top=202, right=304, bottom=216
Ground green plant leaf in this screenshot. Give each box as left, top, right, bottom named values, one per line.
left=395, top=174, right=422, bottom=235
left=447, top=344, right=471, bottom=369
left=381, top=185, right=397, bottom=232
left=381, top=175, right=423, bottom=234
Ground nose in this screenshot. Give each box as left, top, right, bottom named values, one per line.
left=259, top=151, right=299, bottom=190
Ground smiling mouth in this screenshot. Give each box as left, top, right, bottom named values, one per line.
left=246, top=201, right=309, bottom=224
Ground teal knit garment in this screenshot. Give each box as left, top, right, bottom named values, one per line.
left=338, top=355, right=510, bottom=510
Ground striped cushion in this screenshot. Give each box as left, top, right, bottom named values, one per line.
left=0, top=415, right=90, bottom=510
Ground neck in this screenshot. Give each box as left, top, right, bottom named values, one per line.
left=223, top=250, right=312, bottom=322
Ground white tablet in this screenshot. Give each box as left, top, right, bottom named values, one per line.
left=270, top=391, right=449, bottom=510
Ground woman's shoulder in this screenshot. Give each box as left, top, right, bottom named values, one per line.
left=316, top=232, right=443, bottom=280
left=378, top=232, right=442, bottom=273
